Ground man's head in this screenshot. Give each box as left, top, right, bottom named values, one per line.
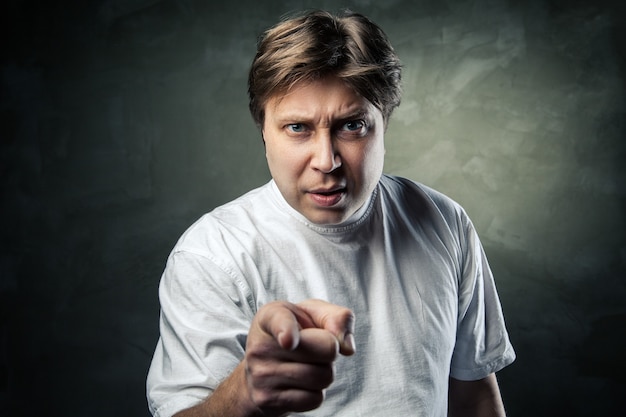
left=248, top=10, right=402, bottom=129
left=249, top=11, right=401, bottom=225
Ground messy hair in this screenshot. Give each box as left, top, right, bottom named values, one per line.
left=248, top=10, right=402, bottom=128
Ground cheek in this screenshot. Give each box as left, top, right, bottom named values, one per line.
left=359, top=139, right=385, bottom=172
left=265, top=143, right=301, bottom=180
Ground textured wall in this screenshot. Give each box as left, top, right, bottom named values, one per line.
left=1, top=0, right=624, bottom=415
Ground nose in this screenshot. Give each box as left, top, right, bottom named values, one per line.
left=311, top=131, right=342, bottom=173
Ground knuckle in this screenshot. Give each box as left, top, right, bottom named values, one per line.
left=322, top=332, right=340, bottom=358
left=301, top=390, right=325, bottom=410
left=246, top=361, right=274, bottom=382
left=339, top=307, right=355, bottom=325
left=284, top=390, right=325, bottom=412
left=251, top=389, right=278, bottom=408
left=256, top=300, right=286, bottom=321
left=317, top=364, right=335, bottom=387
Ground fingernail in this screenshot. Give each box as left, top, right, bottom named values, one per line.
left=344, top=332, right=356, bottom=355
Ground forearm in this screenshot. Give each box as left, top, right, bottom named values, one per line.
left=448, top=374, right=506, bottom=417
left=448, top=396, right=506, bottom=417
left=174, top=362, right=263, bottom=417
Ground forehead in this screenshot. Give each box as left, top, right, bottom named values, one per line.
left=264, top=77, right=377, bottom=120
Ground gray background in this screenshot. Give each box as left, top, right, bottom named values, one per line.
left=1, top=0, right=624, bottom=415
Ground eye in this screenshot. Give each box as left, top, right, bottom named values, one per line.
left=343, top=120, right=365, bottom=131
left=338, top=119, right=368, bottom=139
left=287, top=123, right=306, bottom=133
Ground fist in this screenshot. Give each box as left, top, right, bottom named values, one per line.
left=243, top=299, right=355, bottom=415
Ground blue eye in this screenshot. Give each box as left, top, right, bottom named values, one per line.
left=287, top=123, right=305, bottom=133
left=345, top=120, right=363, bottom=130
left=342, top=120, right=366, bottom=132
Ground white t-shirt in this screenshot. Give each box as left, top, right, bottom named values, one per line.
left=146, top=174, right=515, bottom=416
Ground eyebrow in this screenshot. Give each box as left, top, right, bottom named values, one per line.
left=274, top=108, right=371, bottom=124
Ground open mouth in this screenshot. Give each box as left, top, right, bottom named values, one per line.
left=309, top=188, right=346, bottom=206
left=317, top=188, right=345, bottom=196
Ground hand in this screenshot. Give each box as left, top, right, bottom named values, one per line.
left=243, top=299, right=355, bottom=416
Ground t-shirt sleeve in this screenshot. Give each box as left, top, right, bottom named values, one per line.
left=449, top=214, right=516, bottom=381
left=146, top=248, right=255, bottom=417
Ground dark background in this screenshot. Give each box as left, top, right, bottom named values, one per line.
left=1, top=0, right=625, bottom=415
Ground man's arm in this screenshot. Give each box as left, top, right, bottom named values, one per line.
left=173, top=361, right=261, bottom=417
left=448, top=373, right=507, bottom=417
left=173, top=300, right=356, bottom=417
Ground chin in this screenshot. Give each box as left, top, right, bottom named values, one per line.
left=305, top=210, right=349, bottom=226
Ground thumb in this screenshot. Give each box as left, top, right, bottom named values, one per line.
left=255, top=301, right=306, bottom=351
left=296, top=299, right=356, bottom=356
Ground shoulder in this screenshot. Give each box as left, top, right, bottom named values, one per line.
left=173, top=182, right=275, bottom=254
left=378, top=174, right=468, bottom=223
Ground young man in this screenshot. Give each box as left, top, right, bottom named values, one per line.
left=147, top=10, right=515, bottom=417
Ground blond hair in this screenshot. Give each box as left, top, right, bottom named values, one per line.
left=248, top=10, right=402, bottom=128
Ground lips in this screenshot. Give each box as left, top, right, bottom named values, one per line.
left=308, top=186, right=346, bottom=207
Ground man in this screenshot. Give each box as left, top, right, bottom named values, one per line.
left=147, top=10, right=515, bottom=417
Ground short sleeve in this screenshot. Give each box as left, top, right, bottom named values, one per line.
left=146, top=249, right=255, bottom=416
left=449, top=216, right=516, bottom=381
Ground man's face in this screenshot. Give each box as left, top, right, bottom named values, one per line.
left=262, top=76, right=385, bottom=225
